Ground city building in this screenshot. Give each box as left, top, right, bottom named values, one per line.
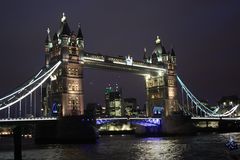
left=105, top=84, right=123, bottom=117
left=123, top=98, right=137, bottom=116
left=218, top=95, right=240, bottom=116
left=218, top=95, right=239, bottom=106
left=85, top=103, right=102, bottom=117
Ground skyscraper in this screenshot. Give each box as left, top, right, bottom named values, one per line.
left=105, top=84, right=123, bottom=117
left=123, top=98, right=137, bottom=116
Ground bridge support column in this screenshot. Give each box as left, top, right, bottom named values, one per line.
left=13, top=126, right=22, bottom=160
left=35, top=116, right=98, bottom=144
left=45, top=46, right=85, bottom=117
left=145, top=73, right=165, bottom=117
left=161, top=115, right=195, bottom=135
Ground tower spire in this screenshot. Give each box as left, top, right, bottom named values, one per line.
left=155, top=35, right=161, bottom=44
left=143, top=47, right=147, bottom=61
left=58, top=12, right=71, bottom=36
left=171, top=48, right=176, bottom=56
left=77, top=23, right=83, bottom=40
left=61, top=12, right=66, bottom=22
left=45, top=27, right=52, bottom=44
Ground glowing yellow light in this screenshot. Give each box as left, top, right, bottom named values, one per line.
left=155, top=35, right=161, bottom=44
left=158, top=71, right=163, bottom=76
left=145, top=74, right=150, bottom=80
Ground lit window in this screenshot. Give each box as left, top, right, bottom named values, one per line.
left=59, top=69, right=62, bottom=75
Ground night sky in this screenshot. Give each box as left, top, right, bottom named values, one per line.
left=0, top=1, right=239, bottom=107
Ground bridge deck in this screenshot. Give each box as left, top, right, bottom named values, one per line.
left=83, top=51, right=166, bottom=75
left=191, top=117, right=240, bottom=121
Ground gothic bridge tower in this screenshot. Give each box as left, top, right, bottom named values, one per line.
left=44, top=13, right=84, bottom=117
left=144, top=36, right=178, bottom=117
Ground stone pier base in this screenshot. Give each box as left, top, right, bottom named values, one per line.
left=161, top=114, right=196, bottom=135
left=35, top=116, right=98, bottom=144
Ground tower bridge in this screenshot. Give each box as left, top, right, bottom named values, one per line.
left=43, top=13, right=178, bottom=118
left=0, top=13, right=239, bottom=136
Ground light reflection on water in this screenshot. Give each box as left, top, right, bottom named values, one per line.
left=0, top=132, right=239, bottom=160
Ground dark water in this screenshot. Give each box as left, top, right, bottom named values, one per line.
left=0, top=132, right=239, bottom=160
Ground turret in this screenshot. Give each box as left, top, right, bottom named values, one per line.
left=170, top=48, right=176, bottom=64
left=162, top=46, right=168, bottom=62
left=165, top=47, right=178, bottom=117
left=45, top=28, right=53, bottom=52
left=143, top=48, right=148, bottom=62
left=76, top=23, right=84, bottom=49
left=53, top=33, right=58, bottom=43
left=58, top=13, right=71, bottom=46
left=152, top=36, right=164, bottom=64
left=44, top=28, right=53, bottom=67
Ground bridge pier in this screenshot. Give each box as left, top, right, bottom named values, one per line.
left=35, top=116, right=98, bottom=144
left=161, top=114, right=196, bottom=135
left=13, top=126, right=22, bottom=160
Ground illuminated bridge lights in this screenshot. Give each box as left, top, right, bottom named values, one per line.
left=177, top=76, right=240, bottom=117
left=0, top=61, right=62, bottom=111
left=83, top=57, right=104, bottom=62
left=131, top=118, right=161, bottom=127
left=0, top=117, right=57, bottom=122
left=96, top=119, right=111, bottom=125
left=83, top=53, right=166, bottom=74
left=96, top=118, right=162, bottom=127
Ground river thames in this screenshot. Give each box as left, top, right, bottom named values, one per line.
left=0, top=132, right=239, bottom=160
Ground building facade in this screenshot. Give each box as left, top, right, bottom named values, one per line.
left=123, top=98, right=137, bottom=116
left=85, top=103, right=102, bottom=117
left=144, top=36, right=178, bottom=117
left=43, top=13, right=84, bottom=116
left=105, top=84, right=123, bottom=117
left=218, top=95, right=240, bottom=116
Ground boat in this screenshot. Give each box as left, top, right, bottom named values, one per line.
left=225, top=136, right=240, bottom=159
left=226, top=136, right=238, bottom=150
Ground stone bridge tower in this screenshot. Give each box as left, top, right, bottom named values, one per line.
left=145, top=36, right=178, bottom=117
left=44, top=13, right=84, bottom=117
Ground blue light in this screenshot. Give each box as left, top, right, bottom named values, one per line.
left=96, top=118, right=161, bottom=126
left=52, top=102, right=58, bottom=114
